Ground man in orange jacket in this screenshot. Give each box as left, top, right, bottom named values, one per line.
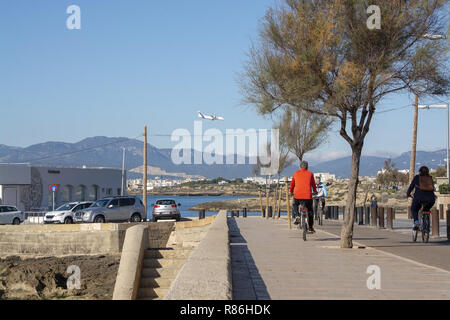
left=290, top=161, right=317, bottom=233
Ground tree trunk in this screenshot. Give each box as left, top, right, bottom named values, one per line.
left=340, top=145, right=362, bottom=248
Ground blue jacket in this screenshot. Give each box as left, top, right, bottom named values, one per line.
left=314, top=182, right=327, bottom=198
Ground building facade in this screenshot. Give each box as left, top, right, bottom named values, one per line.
left=0, top=164, right=124, bottom=211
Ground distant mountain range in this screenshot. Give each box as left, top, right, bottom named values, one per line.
left=310, top=150, right=448, bottom=178
left=0, top=136, right=447, bottom=179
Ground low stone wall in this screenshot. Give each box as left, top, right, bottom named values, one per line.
left=168, top=216, right=216, bottom=248
left=0, top=222, right=175, bottom=256
left=164, top=211, right=232, bottom=300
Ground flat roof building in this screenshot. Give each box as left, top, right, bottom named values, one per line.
left=0, top=164, right=124, bottom=212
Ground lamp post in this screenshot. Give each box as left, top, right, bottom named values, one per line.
left=409, top=33, right=447, bottom=181
left=418, top=104, right=450, bottom=182
left=121, top=147, right=126, bottom=196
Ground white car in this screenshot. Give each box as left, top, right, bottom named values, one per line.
left=0, top=205, right=24, bottom=225
left=44, top=201, right=93, bottom=224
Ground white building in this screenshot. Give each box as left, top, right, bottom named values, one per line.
left=314, top=172, right=336, bottom=182
left=0, top=164, right=123, bottom=211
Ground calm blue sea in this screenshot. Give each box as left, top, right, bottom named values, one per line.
left=137, top=195, right=261, bottom=219
left=137, top=195, right=345, bottom=220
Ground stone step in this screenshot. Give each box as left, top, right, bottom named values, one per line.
left=137, top=287, right=168, bottom=299
left=141, top=267, right=180, bottom=278
left=142, top=258, right=187, bottom=268
left=144, top=248, right=192, bottom=259
left=140, top=277, right=173, bottom=288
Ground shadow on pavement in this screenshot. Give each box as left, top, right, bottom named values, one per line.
left=228, top=218, right=271, bottom=300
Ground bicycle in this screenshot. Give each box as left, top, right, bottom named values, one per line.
left=318, top=205, right=324, bottom=226
left=293, top=202, right=308, bottom=241
left=412, top=209, right=431, bottom=243
left=313, top=196, right=325, bottom=226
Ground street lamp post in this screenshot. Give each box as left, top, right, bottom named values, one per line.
left=121, top=147, right=126, bottom=196
left=419, top=104, right=450, bottom=182
left=409, top=33, right=447, bottom=181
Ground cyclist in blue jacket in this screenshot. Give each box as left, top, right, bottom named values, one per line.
left=313, top=176, right=328, bottom=220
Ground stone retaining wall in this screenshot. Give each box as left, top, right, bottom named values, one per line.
left=0, top=222, right=174, bottom=256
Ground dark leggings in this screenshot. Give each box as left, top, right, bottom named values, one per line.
left=411, top=197, right=435, bottom=222
left=293, top=198, right=314, bottom=228
left=313, top=197, right=325, bottom=219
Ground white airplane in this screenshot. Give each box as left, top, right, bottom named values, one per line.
left=197, top=111, right=225, bottom=121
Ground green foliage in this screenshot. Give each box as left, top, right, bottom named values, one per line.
left=376, top=158, right=409, bottom=188
left=439, top=184, right=450, bottom=194
left=431, top=166, right=447, bottom=181
left=277, top=107, right=332, bottom=165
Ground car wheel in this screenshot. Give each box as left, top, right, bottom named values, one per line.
left=152, top=217, right=157, bottom=222
left=131, top=213, right=141, bottom=223
left=176, top=216, right=181, bottom=222
left=12, top=218, right=20, bottom=225
left=94, top=215, right=105, bottom=223
left=64, top=217, right=73, bottom=224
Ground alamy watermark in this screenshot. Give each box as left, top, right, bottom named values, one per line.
left=66, top=5, right=81, bottom=30
left=366, top=265, right=381, bottom=290
left=367, top=5, right=381, bottom=30
left=170, top=121, right=279, bottom=176
left=66, top=265, right=81, bottom=290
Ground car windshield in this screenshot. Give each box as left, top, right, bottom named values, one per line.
left=56, top=203, right=76, bottom=211
left=91, top=199, right=110, bottom=208
left=156, top=200, right=176, bottom=205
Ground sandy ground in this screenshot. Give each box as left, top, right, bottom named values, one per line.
left=0, top=255, right=120, bottom=300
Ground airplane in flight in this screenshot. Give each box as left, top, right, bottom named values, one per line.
left=197, top=111, right=225, bottom=121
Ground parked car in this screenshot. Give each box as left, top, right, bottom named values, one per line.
left=77, top=196, right=145, bottom=223
left=44, top=201, right=93, bottom=224
left=151, top=199, right=181, bottom=222
left=0, top=205, right=24, bottom=225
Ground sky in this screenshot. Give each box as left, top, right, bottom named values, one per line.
left=0, top=0, right=449, bottom=164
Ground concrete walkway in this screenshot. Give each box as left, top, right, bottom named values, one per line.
left=230, top=216, right=450, bottom=300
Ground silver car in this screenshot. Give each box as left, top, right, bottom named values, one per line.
left=151, top=199, right=181, bottom=222
left=44, top=201, right=93, bottom=224
left=77, top=196, right=145, bottom=223
left=0, top=205, right=24, bottom=225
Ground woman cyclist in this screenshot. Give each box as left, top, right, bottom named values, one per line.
left=406, top=166, right=436, bottom=231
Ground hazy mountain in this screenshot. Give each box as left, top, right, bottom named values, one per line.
left=0, top=137, right=446, bottom=179
left=308, top=150, right=448, bottom=178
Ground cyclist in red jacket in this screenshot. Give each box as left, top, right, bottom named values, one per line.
left=290, top=161, right=317, bottom=233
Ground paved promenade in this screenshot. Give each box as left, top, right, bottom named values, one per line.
left=230, top=216, right=450, bottom=300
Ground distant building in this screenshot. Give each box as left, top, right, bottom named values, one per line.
left=128, top=178, right=183, bottom=190
left=0, top=164, right=123, bottom=211
left=314, top=172, right=336, bottom=182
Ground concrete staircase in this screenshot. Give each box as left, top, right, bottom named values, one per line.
left=137, top=247, right=193, bottom=300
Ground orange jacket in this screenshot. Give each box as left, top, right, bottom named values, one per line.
left=290, top=169, right=317, bottom=199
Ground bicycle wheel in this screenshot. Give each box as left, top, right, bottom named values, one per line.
left=319, top=207, right=324, bottom=226
left=302, top=212, right=307, bottom=241
left=412, top=227, right=418, bottom=242
left=422, top=215, right=430, bottom=243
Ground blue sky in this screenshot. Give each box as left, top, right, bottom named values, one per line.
left=0, top=0, right=449, bottom=164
